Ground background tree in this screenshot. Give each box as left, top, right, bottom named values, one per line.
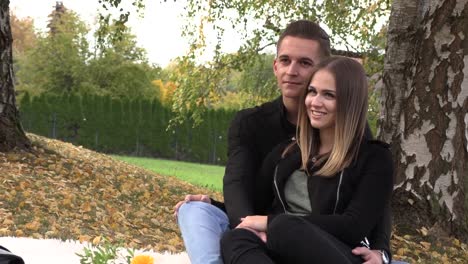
left=86, top=54, right=156, bottom=99
left=209, top=53, right=278, bottom=110
left=166, top=56, right=232, bottom=125
left=94, top=17, right=147, bottom=62
left=10, top=12, right=37, bottom=58
left=379, top=0, right=468, bottom=239
left=10, top=12, right=38, bottom=100
left=15, top=5, right=90, bottom=95
left=151, top=79, right=177, bottom=106
left=230, top=53, right=278, bottom=106
left=14, top=2, right=160, bottom=100
left=86, top=20, right=156, bottom=99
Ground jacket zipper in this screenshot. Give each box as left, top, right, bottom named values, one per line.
left=333, top=170, right=344, bottom=214
left=273, top=137, right=296, bottom=214
left=273, top=165, right=289, bottom=213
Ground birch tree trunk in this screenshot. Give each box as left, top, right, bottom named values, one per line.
left=0, top=0, right=30, bottom=151
left=380, top=0, right=468, bottom=238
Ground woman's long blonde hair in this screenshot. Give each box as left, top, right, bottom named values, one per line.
left=297, top=57, right=368, bottom=177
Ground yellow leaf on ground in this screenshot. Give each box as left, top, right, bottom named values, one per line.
left=92, top=236, right=101, bottom=245
left=45, top=230, right=56, bottom=237
left=25, top=220, right=40, bottom=231
left=79, top=235, right=92, bottom=243
left=2, top=219, right=14, bottom=226
left=81, top=202, right=92, bottom=212
left=419, top=226, right=428, bottom=236
left=397, top=248, right=407, bottom=256
left=0, top=228, right=10, bottom=235
left=420, top=241, right=431, bottom=250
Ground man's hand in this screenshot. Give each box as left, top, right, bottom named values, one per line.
left=352, top=247, right=383, bottom=264
left=173, top=194, right=211, bottom=217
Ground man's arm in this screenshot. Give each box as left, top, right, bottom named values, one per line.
left=223, top=112, right=257, bottom=228
left=367, top=203, right=392, bottom=262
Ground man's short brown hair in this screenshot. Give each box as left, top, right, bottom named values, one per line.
left=277, top=20, right=331, bottom=58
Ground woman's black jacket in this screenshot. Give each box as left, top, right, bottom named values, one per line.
left=261, top=138, right=394, bottom=252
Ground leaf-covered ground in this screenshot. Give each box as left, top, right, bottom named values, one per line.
left=0, top=133, right=221, bottom=253
left=1, top=134, right=467, bottom=263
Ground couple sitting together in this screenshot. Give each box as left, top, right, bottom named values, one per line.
left=173, top=20, right=399, bottom=264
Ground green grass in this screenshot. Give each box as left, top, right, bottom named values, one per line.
left=112, top=155, right=225, bottom=191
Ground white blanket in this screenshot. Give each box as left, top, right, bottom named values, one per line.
left=0, top=237, right=190, bottom=264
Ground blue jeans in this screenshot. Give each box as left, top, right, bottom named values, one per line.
left=177, top=201, right=230, bottom=264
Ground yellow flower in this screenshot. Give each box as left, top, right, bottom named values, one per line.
left=131, top=255, right=154, bottom=264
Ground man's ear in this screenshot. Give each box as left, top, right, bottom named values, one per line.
left=273, top=59, right=278, bottom=75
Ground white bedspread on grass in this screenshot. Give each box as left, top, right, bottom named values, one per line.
left=0, top=237, right=190, bottom=264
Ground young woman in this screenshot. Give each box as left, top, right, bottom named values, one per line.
left=220, top=56, right=394, bottom=264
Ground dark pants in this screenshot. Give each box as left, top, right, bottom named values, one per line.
left=221, top=214, right=363, bottom=264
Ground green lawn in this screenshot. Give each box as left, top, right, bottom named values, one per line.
left=112, top=155, right=225, bottom=191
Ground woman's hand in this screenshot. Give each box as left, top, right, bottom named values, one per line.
left=237, top=215, right=268, bottom=232
left=352, top=247, right=383, bottom=264
left=173, top=194, right=211, bottom=217
left=235, top=215, right=268, bottom=243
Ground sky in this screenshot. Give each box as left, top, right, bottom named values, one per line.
left=10, top=0, right=244, bottom=67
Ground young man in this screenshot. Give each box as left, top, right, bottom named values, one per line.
left=174, top=20, right=392, bottom=264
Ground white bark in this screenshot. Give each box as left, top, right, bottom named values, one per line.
left=381, top=0, right=468, bottom=234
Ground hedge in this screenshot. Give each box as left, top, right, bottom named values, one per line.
left=19, top=92, right=236, bottom=165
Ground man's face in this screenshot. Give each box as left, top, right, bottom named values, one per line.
left=274, top=36, right=322, bottom=100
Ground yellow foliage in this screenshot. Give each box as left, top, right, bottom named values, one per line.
left=151, top=79, right=177, bottom=105
left=92, top=236, right=102, bottom=245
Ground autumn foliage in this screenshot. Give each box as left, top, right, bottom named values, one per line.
left=151, top=79, right=177, bottom=106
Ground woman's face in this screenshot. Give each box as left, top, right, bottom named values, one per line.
left=304, top=69, right=337, bottom=133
